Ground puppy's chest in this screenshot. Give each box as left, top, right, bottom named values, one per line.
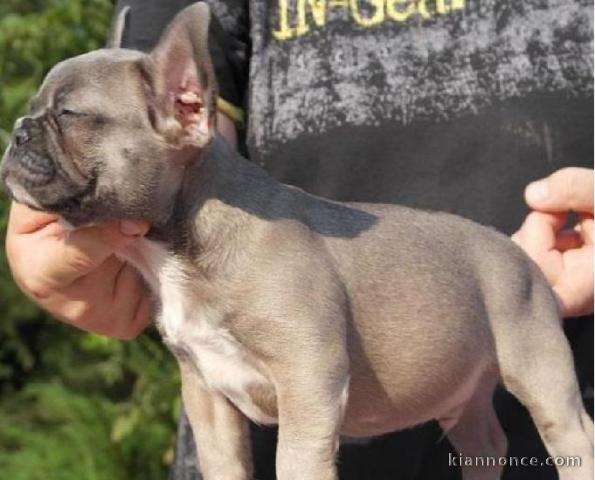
left=120, top=240, right=277, bottom=425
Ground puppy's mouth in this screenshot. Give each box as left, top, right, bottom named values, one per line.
left=39, top=175, right=97, bottom=212
left=1, top=145, right=95, bottom=215
left=3, top=146, right=56, bottom=187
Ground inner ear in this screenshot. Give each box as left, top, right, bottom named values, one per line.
left=147, top=3, right=216, bottom=150
left=173, top=69, right=211, bottom=148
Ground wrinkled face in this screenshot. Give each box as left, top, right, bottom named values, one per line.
left=0, top=3, right=215, bottom=226
left=2, top=51, right=172, bottom=224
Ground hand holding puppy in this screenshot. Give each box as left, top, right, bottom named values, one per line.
left=513, top=167, right=594, bottom=317
left=6, top=202, right=151, bottom=339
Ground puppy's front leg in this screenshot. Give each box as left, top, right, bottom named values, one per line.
left=178, top=360, right=252, bottom=480
left=274, top=361, right=349, bottom=480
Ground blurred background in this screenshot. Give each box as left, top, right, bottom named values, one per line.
left=0, top=1, right=180, bottom=479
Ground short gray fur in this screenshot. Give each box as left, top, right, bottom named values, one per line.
left=1, top=4, right=592, bottom=480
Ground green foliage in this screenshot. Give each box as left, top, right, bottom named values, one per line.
left=0, top=0, right=114, bottom=146
left=0, top=383, right=127, bottom=480
left=0, top=2, right=180, bottom=479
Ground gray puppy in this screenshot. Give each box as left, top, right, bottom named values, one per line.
left=1, top=4, right=592, bottom=480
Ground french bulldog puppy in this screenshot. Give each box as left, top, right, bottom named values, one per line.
left=1, top=4, right=593, bottom=480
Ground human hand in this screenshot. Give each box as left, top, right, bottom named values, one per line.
left=512, top=167, right=594, bottom=317
left=6, top=202, right=152, bottom=339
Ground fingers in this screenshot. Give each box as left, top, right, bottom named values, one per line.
left=91, top=260, right=153, bottom=339
left=525, top=167, right=594, bottom=214
left=52, top=220, right=149, bottom=285
left=513, top=211, right=567, bottom=254
left=578, top=216, right=593, bottom=245
left=5, top=202, right=153, bottom=340
left=7, top=216, right=149, bottom=296
left=512, top=211, right=566, bottom=286
left=42, top=256, right=153, bottom=339
left=555, top=230, right=583, bottom=252
left=552, top=245, right=595, bottom=318
left=8, top=201, right=59, bottom=234
left=514, top=208, right=594, bottom=318
left=513, top=213, right=585, bottom=252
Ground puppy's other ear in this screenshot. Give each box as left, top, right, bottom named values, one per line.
left=106, top=6, right=130, bottom=48
left=147, top=2, right=216, bottom=149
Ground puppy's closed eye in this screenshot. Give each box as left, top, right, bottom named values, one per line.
left=56, top=108, right=106, bottom=127
left=58, top=108, right=79, bottom=117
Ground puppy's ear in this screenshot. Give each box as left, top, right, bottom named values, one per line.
left=146, top=2, right=216, bottom=149
left=106, top=6, right=130, bottom=48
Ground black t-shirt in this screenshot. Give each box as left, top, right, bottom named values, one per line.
left=114, top=1, right=593, bottom=479
left=117, top=0, right=593, bottom=233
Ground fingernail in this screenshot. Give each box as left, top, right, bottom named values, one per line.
left=526, top=180, right=549, bottom=203
left=120, top=220, right=145, bottom=236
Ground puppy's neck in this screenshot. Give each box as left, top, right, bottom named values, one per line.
left=148, top=135, right=282, bottom=262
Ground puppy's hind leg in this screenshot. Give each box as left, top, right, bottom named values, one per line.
left=440, top=374, right=506, bottom=480
left=491, top=281, right=593, bottom=480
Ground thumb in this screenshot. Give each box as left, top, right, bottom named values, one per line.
left=42, top=220, right=149, bottom=288
left=525, top=167, right=594, bottom=214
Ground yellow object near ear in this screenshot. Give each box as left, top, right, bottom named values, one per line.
left=217, top=97, right=245, bottom=126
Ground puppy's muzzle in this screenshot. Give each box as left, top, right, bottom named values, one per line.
left=13, top=123, right=31, bottom=147
left=5, top=118, right=56, bottom=186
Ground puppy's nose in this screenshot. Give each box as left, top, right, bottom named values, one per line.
left=14, top=127, right=31, bottom=147
left=13, top=116, right=36, bottom=147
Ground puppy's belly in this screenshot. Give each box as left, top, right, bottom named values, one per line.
left=341, top=358, right=490, bottom=437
